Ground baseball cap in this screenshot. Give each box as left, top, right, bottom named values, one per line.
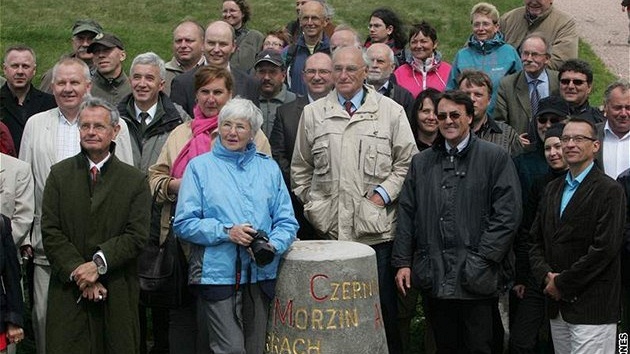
left=254, top=50, right=285, bottom=68
left=87, top=33, right=125, bottom=53
left=72, top=19, right=103, bottom=36
left=536, top=95, right=570, bottom=117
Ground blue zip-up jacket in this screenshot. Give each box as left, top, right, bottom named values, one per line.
left=446, top=32, right=523, bottom=116
left=174, top=138, right=298, bottom=285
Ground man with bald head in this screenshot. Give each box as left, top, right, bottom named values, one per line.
left=271, top=52, right=333, bottom=241
left=292, top=47, right=417, bottom=353
left=285, top=0, right=332, bottom=96
left=365, top=43, right=413, bottom=119
left=163, top=20, right=206, bottom=96
left=170, top=20, right=259, bottom=116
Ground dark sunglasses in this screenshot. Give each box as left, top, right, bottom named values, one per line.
left=537, top=116, right=564, bottom=124
left=436, top=112, right=462, bottom=121
left=559, top=78, right=586, bottom=86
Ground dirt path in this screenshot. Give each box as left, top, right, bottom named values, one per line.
left=554, top=0, right=629, bottom=80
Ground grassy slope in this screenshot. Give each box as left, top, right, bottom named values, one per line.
left=0, top=0, right=614, bottom=103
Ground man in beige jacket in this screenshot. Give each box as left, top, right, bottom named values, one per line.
left=291, top=46, right=417, bottom=354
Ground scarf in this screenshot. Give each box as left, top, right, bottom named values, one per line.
left=171, top=105, right=219, bottom=178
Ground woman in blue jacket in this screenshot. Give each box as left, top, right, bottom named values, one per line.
left=174, top=98, right=298, bottom=354
left=446, top=2, right=523, bottom=116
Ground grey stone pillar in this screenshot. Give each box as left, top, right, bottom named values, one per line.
left=265, top=240, right=389, bottom=354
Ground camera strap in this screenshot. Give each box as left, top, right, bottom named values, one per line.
left=234, top=245, right=242, bottom=292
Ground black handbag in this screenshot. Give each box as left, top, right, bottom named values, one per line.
left=137, top=187, right=191, bottom=309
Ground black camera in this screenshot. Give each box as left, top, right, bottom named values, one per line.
left=248, top=230, right=275, bottom=266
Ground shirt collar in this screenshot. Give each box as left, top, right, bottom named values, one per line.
left=337, top=89, right=364, bottom=111
left=525, top=69, right=548, bottom=84
left=565, top=161, right=594, bottom=185
left=445, top=132, right=471, bottom=153
left=88, top=152, right=111, bottom=171
left=604, top=121, right=630, bottom=140
left=134, top=102, right=158, bottom=122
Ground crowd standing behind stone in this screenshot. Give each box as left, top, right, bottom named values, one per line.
left=2, top=0, right=630, bottom=353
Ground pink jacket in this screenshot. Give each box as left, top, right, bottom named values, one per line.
left=394, top=57, right=451, bottom=98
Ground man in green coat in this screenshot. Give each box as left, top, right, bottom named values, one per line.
left=41, top=95, right=150, bottom=354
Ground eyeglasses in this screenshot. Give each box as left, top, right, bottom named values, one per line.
left=537, top=116, right=565, bottom=124
left=333, top=65, right=365, bottom=74
left=436, top=112, right=463, bottom=121
left=79, top=123, right=109, bottom=133
left=560, top=78, right=587, bottom=86
left=303, top=68, right=332, bottom=76
left=472, top=21, right=495, bottom=29
left=520, top=51, right=548, bottom=59
left=559, top=135, right=597, bottom=144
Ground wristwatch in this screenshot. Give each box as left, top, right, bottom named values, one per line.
left=93, top=254, right=107, bottom=275
left=224, top=223, right=234, bottom=235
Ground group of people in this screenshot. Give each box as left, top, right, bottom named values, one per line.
left=1, top=0, right=629, bottom=353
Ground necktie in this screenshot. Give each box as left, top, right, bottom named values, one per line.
left=139, top=111, right=150, bottom=135
left=530, top=79, right=541, bottom=117
left=449, top=147, right=458, bottom=156
left=344, top=100, right=354, bottom=117
left=90, top=166, right=99, bottom=187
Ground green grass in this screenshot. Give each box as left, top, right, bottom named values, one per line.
left=0, top=0, right=616, bottom=105
left=0, top=1, right=616, bottom=353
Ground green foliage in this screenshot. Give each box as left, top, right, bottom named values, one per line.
left=0, top=0, right=615, bottom=105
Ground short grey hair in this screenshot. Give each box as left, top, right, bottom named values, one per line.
left=218, top=97, right=263, bottom=135
left=78, top=95, right=120, bottom=126
left=604, top=79, right=630, bottom=105
left=363, top=44, right=395, bottom=65
left=131, top=52, right=166, bottom=80
left=52, top=56, right=91, bottom=84
left=521, top=32, right=552, bottom=56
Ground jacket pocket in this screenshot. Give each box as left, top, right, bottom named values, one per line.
left=363, top=144, right=392, bottom=180
left=461, top=251, right=499, bottom=296
left=304, top=198, right=334, bottom=236
left=312, top=140, right=330, bottom=176
left=354, top=197, right=392, bottom=237
left=411, top=250, right=433, bottom=291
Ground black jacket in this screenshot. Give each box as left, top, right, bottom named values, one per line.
left=117, top=92, right=187, bottom=172
left=0, top=83, right=56, bottom=151
left=530, top=166, right=625, bottom=324
left=0, top=214, right=24, bottom=333
left=392, top=134, right=522, bottom=299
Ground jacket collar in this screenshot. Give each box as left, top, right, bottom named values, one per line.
left=212, top=137, right=257, bottom=169
left=467, top=32, right=507, bottom=54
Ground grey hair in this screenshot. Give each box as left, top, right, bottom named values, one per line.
left=521, top=32, right=552, bottom=56
left=604, top=79, right=630, bottom=105
left=218, top=97, right=263, bottom=135
left=52, top=56, right=91, bottom=84
left=363, top=44, right=395, bottom=65
left=78, top=95, right=120, bottom=126
left=131, top=52, right=166, bottom=79
left=333, top=24, right=362, bottom=49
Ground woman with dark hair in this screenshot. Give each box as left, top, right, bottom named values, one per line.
left=394, top=21, right=451, bottom=97
left=364, top=8, right=407, bottom=67
left=222, top=0, right=264, bottom=71
left=409, top=88, right=442, bottom=150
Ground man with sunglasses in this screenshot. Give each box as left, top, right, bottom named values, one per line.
left=557, top=59, right=604, bottom=123
left=530, top=118, right=624, bottom=353
left=494, top=34, right=559, bottom=140
left=393, top=90, right=521, bottom=354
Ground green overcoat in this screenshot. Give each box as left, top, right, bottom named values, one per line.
left=42, top=151, right=150, bottom=354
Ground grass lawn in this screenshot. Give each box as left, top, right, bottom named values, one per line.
left=0, top=1, right=616, bottom=353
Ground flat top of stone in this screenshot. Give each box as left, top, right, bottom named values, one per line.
left=283, top=240, right=375, bottom=261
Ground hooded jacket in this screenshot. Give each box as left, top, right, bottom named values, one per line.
left=394, top=51, right=451, bottom=97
